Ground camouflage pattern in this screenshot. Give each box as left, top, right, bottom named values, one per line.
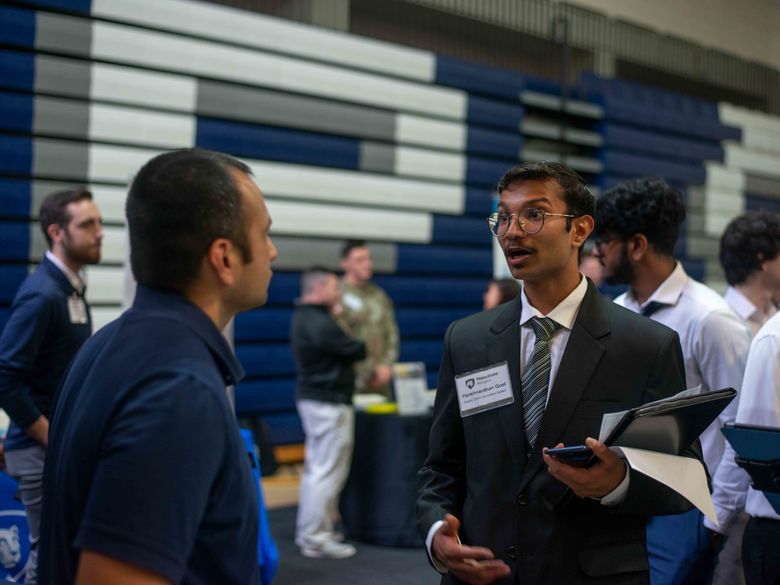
left=338, top=281, right=399, bottom=399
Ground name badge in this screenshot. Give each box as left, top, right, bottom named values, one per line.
left=67, top=295, right=87, bottom=325
left=342, top=291, right=363, bottom=311
left=455, top=361, right=514, bottom=418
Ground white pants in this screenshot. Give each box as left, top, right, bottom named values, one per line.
left=295, top=400, right=354, bottom=548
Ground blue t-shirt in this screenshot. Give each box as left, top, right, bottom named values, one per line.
left=39, top=286, right=259, bottom=585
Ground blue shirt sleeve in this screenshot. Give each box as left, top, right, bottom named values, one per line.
left=73, top=371, right=228, bottom=583
left=0, top=291, right=54, bottom=427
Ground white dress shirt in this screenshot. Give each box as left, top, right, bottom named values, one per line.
left=427, top=276, right=627, bottom=568
left=705, top=311, right=780, bottom=532
left=616, top=263, right=751, bottom=476
left=724, top=285, right=776, bottom=338
left=45, top=250, right=86, bottom=295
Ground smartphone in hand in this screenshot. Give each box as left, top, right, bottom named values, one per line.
left=544, top=445, right=595, bottom=468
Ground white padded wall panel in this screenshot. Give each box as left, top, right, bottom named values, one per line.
left=394, top=114, right=466, bottom=151
left=91, top=22, right=466, bottom=120
left=99, top=226, right=128, bottom=264
left=90, top=63, right=197, bottom=112
left=87, top=144, right=162, bottom=184
left=720, top=103, right=780, bottom=135
left=91, top=307, right=123, bottom=332
left=725, top=143, right=780, bottom=178
left=84, top=266, right=125, bottom=304
left=267, top=199, right=432, bottom=243
left=89, top=184, right=128, bottom=224
left=705, top=163, right=744, bottom=192
left=248, top=160, right=465, bottom=214
left=92, top=0, right=436, bottom=83
left=394, top=147, right=466, bottom=182
left=89, top=104, right=195, bottom=148
left=741, top=127, right=780, bottom=154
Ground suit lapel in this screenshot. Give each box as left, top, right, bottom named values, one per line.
left=488, top=299, right=528, bottom=467
left=520, top=282, right=610, bottom=489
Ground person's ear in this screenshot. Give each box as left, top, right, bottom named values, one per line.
left=571, top=215, right=594, bottom=248
left=47, top=223, right=65, bottom=246
left=206, top=238, right=239, bottom=286
left=627, top=234, right=649, bottom=261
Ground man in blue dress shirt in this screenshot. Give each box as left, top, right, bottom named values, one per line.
left=0, top=187, right=103, bottom=585
left=38, top=148, right=277, bottom=585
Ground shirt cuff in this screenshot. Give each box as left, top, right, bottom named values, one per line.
left=599, top=461, right=630, bottom=507
left=425, top=520, right=449, bottom=574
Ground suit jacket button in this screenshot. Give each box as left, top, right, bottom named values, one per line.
left=507, top=546, right=517, bottom=560
left=516, top=492, right=529, bottom=506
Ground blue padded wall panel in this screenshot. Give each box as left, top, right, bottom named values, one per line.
left=0, top=136, right=33, bottom=175
left=0, top=7, right=36, bottom=49
left=234, top=308, right=293, bottom=342
left=681, top=259, right=705, bottom=282
left=0, top=222, right=30, bottom=261
left=466, top=126, right=522, bottom=159
left=262, top=412, right=303, bottom=445
left=196, top=118, right=360, bottom=170
left=746, top=194, right=780, bottom=214
left=467, top=158, right=515, bottom=187
left=235, top=379, right=296, bottom=415
left=467, top=96, right=524, bottom=131
left=265, top=273, right=299, bottom=307
left=601, top=123, right=723, bottom=163
left=0, top=50, right=35, bottom=92
left=396, top=308, right=474, bottom=338
left=12, top=0, right=91, bottom=13
left=0, top=179, right=32, bottom=217
left=236, top=343, right=295, bottom=377
left=436, top=55, right=525, bottom=100
left=0, top=266, right=28, bottom=303
left=396, top=244, right=491, bottom=276
left=399, top=340, right=442, bottom=369
left=373, top=275, right=485, bottom=307
left=465, top=188, right=494, bottom=215
left=432, top=215, right=491, bottom=245
left=602, top=151, right=705, bottom=184
left=0, top=92, right=34, bottom=133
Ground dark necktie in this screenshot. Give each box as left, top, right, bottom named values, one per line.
left=521, top=317, right=561, bottom=449
left=641, top=301, right=665, bottom=317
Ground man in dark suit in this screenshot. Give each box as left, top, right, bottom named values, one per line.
left=417, top=162, right=701, bottom=585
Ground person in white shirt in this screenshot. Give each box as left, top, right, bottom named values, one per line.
left=594, top=177, right=751, bottom=585
left=705, top=312, right=780, bottom=585
left=710, top=211, right=780, bottom=585
left=720, top=211, right=780, bottom=337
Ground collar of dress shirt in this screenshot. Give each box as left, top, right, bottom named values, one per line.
left=519, top=274, right=588, bottom=331
left=45, top=250, right=86, bottom=294
left=723, top=286, right=759, bottom=323
left=624, top=261, right=687, bottom=314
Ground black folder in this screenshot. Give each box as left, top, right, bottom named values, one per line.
left=603, top=387, right=737, bottom=454
left=721, top=422, right=780, bottom=514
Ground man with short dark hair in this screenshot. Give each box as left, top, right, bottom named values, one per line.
left=39, top=148, right=277, bottom=585
left=339, top=240, right=399, bottom=399
left=291, top=267, right=365, bottom=559
left=719, top=211, right=780, bottom=336
left=594, top=177, right=751, bottom=585
left=0, top=187, right=102, bottom=584
left=418, top=163, right=700, bottom=585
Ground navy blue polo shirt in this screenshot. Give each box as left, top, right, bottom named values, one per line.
left=39, top=286, right=259, bottom=585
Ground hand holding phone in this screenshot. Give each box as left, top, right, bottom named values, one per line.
left=543, top=445, right=595, bottom=468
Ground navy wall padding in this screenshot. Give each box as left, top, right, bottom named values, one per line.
left=0, top=135, right=33, bottom=175
left=681, top=259, right=705, bottom=282
left=465, top=188, right=495, bottom=215
left=746, top=194, right=780, bottom=214
left=0, top=179, right=32, bottom=217
left=399, top=340, right=442, bottom=369
left=0, top=50, right=35, bottom=92
left=432, top=215, right=491, bottom=245
left=373, top=275, right=485, bottom=307
left=436, top=55, right=525, bottom=100
left=0, top=222, right=30, bottom=262
left=0, top=266, right=28, bottom=303
left=466, top=157, right=516, bottom=187
left=466, top=126, right=522, bottom=159
left=602, top=151, right=706, bottom=184
left=396, top=307, right=475, bottom=338
left=236, top=378, right=296, bottom=415
left=196, top=118, right=360, bottom=170
left=0, top=91, right=34, bottom=133
left=0, top=7, right=36, bottom=49
left=234, top=308, right=293, bottom=342
left=265, top=273, right=300, bottom=307
left=236, top=343, right=295, bottom=377
left=467, top=96, right=524, bottom=131
left=601, top=123, right=723, bottom=163
left=12, top=0, right=91, bottom=14
left=396, top=244, right=491, bottom=276
left=262, top=412, right=304, bottom=445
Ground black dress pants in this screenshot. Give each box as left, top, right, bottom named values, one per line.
left=742, top=516, right=780, bottom=585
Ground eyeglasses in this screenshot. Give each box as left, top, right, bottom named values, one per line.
left=487, top=208, right=577, bottom=238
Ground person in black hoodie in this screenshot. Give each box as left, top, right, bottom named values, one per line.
left=291, top=266, right=366, bottom=559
